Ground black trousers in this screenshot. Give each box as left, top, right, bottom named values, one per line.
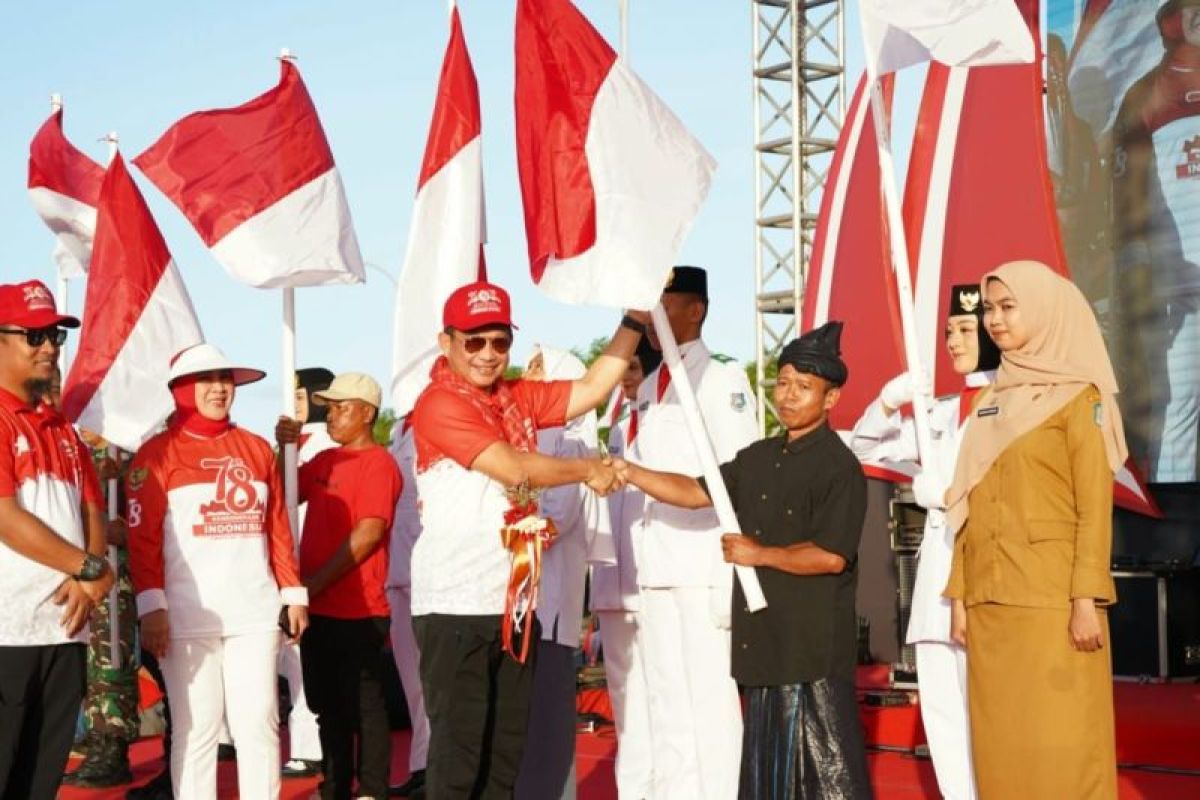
left=414, top=614, right=538, bottom=800
left=0, top=643, right=86, bottom=800
left=301, top=614, right=391, bottom=800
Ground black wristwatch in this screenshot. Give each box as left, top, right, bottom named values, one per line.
left=75, top=553, right=107, bottom=581
left=620, top=314, right=647, bottom=336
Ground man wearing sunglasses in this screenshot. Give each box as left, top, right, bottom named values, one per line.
left=0, top=279, right=113, bottom=799
left=408, top=280, right=646, bottom=800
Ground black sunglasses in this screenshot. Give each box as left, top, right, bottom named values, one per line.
left=0, top=327, right=68, bottom=348
left=459, top=333, right=512, bottom=355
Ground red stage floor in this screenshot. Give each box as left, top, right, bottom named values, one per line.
left=62, top=667, right=1200, bottom=799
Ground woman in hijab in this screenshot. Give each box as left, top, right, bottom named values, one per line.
left=941, top=261, right=1124, bottom=799
left=126, top=344, right=309, bottom=800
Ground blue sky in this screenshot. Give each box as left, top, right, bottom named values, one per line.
left=0, top=1, right=917, bottom=438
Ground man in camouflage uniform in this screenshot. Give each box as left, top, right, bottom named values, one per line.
left=62, top=440, right=140, bottom=788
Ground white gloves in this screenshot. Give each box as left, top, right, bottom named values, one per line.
left=911, top=468, right=948, bottom=510
left=880, top=370, right=932, bottom=412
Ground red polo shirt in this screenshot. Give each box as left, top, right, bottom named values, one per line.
left=298, top=444, right=402, bottom=619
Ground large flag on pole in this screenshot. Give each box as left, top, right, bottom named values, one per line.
left=133, top=60, right=364, bottom=289
left=859, top=0, right=1035, bottom=77
left=62, top=155, right=204, bottom=451
left=28, top=109, right=104, bottom=279
left=392, top=7, right=486, bottom=417
left=514, top=0, right=715, bottom=310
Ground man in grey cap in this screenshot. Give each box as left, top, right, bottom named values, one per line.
left=615, top=322, right=874, bottom=800
left=276, top=372, right=402, bottom=800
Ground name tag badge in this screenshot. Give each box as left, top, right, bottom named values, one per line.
left=977, top=406, right=1000, bottom=418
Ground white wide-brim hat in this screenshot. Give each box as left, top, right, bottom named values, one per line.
left=167, top=343, right=266, bottom=387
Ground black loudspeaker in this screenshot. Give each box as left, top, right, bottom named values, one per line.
left=1109, top=569, right=1200, bottom=680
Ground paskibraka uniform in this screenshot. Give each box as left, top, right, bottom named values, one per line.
left=591, top=393, right=654, bottom=799
left=849, top=373, right=993, bottom=800
left=127, top=426, right=305, bottom=800
left=0, top=390, right=103, bottom=800
left=631, top=340, right=758, bottom=800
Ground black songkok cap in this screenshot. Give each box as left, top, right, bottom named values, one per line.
left=295, top=367, right=336, bottom=423
left=635, top=336, right=662, bottom=376
left=947, top=284, right=1000, bottom=372
left=778, top=321, right=848, bottom=387
left=663, top=266, right=708, bottom=301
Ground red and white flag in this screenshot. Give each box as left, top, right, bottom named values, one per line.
left=134, top=60, right=364, bottom=289
left=27, top=109, right=105, bottom=279
left=62, top=155, right=204, bottom=451
left=515, top=0, right=715, bottom=310
left=392, top=8, right=487, bottom=417
left=859, top=0, right=1035, bottom=77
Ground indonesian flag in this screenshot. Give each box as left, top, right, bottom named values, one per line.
left=392, top=8, right=487, bottom=417
left=62, top=155, right=204, bottom=451
left=134, top=60, right=364, bottom=289
left=27, top=109, right=104, bottom=279
left=901, top=1, right=1160, bottom=517
left=515, top=0, right=715, bottom=310
left=859, top=0, right=1035, bottom=77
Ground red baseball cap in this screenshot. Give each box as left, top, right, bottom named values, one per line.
left=442, top=281, right=517, bottom=331
left=0, top=280, right=80, bottom=329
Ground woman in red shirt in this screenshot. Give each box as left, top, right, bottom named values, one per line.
left=127, top=343, right=308, bottom=800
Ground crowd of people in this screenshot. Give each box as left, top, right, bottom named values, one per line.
left=0, top=257, right=1126, bottom=800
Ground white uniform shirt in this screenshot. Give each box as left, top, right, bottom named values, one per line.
left=386, top=423, right=421, bottom=590
left=591, top=400, right=644, bottom=612
left=631, top=340, right=758, bottom=589
left=848, top=371, right=991, bottom=644
left=296, top=421, right=337, bottom=538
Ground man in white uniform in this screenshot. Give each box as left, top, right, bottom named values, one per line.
left=591, top=341, right=659, bottom=799
left=515, top=346, right=614, bottom=800
left=629, top=266, right=758, bottom=799
left=848, top=285, right=1000, bottom=800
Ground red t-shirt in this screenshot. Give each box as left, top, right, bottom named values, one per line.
left=298, top=444, right=402, bottom=619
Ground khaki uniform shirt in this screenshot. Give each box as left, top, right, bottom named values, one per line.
left=945, top=387, right=1116, bottom=608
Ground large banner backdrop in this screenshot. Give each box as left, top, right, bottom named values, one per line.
left=1047, top=0, right=1200, bottom=484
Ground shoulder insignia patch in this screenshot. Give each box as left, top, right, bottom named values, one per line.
left=638, top=401, right=650, bottom=413
left=128, top=467, right=148, bottom=492
left=711, top=353, right=736, bottom=364
left=731, top=392, right=747, bottom=411
left=1093, top=402, right=1104, bottom=426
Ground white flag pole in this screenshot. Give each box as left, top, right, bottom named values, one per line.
left=868, top=79, right=937, bottom=469
left=51, top=94, right=70, bottom=376
left=615, top=0, right=763, bottom=612
left=102, top=131, right=121, bottom=669
left=278, top=48, right=301, bottom=545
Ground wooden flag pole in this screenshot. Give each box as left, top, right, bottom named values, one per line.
left=868, top=79, right=937, bottom=471
left=102, top=131, right=121, bottom=669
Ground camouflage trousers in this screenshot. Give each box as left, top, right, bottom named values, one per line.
left=82, top=549, right=140, bottom=742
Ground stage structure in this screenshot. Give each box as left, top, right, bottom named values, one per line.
left=752, top=0, right=846, bottom=430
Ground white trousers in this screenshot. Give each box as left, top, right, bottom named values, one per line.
left=597, top=610, right=653, bottom=800
left=915, top=641, right=977, bottom=800
left=278, top=639, right=322, bottom=761
left=639, top=587, right=741, bottom=800
left=160, top=630, right=282, bottom=800
left=387, top=586, right=430, bottom=773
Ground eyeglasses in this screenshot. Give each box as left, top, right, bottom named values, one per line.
left=0, top=327, right=68, bottom=348
left=459, top=334, right=512, bottom=355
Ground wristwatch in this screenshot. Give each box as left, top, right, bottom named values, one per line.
left=75, top=553, right=107, bottom=581
left=620, top=314, right=647, bottom=336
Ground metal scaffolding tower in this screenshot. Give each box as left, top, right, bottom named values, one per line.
left=752, top=0, right=847, bottom=431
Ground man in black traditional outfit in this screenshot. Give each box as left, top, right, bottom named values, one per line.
left=612, top=321, right=873, bottom=800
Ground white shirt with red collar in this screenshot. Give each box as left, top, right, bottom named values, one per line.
left=126, top=426, right=306, bottom=639
left=409, top=378, right=571, bottom=617
left=0, top=389, right=103, bottom=646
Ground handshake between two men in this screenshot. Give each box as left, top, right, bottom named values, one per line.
left=580, top=454, right=765, bottom=568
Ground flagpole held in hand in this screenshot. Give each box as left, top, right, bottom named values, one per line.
left=101, top=131, right=122, bottom=670
left=649, top=305, right=767, bottom=612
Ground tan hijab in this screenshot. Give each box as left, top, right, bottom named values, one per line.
left=944, top=260, right=1128, bottom=533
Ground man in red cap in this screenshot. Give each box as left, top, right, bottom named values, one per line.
left=0, top=280, right=113, bottom=799
left=409, top=280, right=646, bottom=799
